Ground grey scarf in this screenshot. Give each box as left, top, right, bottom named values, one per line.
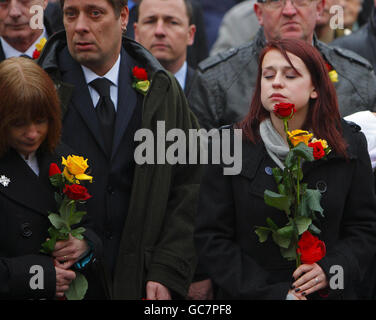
left=259, top=118, right=289, bottom=169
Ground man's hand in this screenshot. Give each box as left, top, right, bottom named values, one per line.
left=146, top=281, right=172, bottom=300
left=187, top=279, right=214, bottom=300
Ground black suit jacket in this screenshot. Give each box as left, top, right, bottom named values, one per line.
left=57, top=46, right=143, bottom=282
left=0, top=17, right=54, bottom=62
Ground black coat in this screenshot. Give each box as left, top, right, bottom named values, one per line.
left=195, top=121, right=376, bottom=299
left=0, top=144, right=101, bottom=299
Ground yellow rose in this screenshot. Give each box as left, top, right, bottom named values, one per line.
left=35, top=37, right=47, bottom=52
left=62, top=155, right=93, bottom=183
left=287, top=130, right=313, bottom=147
left=311, top=138, right=328, bottom=149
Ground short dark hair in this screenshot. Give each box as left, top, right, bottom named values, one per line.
left=60, top=0, right=128, bottom=18
left=136, top=0, right=194, bottom=25
left=0, top=58, right=62, bottom=157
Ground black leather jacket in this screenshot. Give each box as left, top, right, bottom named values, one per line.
left=190, top=28, right=376, bottom=130
left=332, top=8, right=376, bottom=73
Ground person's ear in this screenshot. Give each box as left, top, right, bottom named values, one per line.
left=187, top=24, right=196, bottom=46
left=120, top=6, right=129, bottom=31
left=310, top=89, right=318, bottom=99
left=254, top=3, right=264, bottom=26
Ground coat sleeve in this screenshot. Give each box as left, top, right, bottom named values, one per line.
left=317, top=131, right=376, bottom=298
left=195, top=162, right=291, bottom=299
left=0, top=254, right=56, bottom=299
left=144, top=76, right=203, bottom=298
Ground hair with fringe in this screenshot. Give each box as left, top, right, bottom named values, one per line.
left=237, top=38, right=348, bottom=158
left=0, top=57, right=62, bottom=157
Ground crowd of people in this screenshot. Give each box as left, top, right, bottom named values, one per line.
left=1, top=0, right=376, bottom=300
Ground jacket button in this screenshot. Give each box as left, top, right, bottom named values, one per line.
left=316, top=180, right=327, bottom=193
left=21, top=223, right=32, bottom=238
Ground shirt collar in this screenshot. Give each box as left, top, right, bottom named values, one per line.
left=81, top=54, right=121, bottom=87
left=174, top=61, right=187, bottom=90
left=0, top=28, right=47, bottom=59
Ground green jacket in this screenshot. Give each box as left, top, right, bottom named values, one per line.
left=38, top=31, right=201, bottom=299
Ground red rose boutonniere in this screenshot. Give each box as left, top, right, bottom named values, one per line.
left=132, top=66, right=150, bottom=95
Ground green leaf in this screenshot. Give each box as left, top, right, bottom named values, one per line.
left=255, top=227, right=271, bottom=243
left=295, top=216, right=312, bottom=235
left=64, top=272, right=88, bottom=300
left=54, top=192, right=63, bottom=207
left=266, top=217, right=279, bottom=231
left=264, top=190, right=291, bottom=214
left=280, top=243, right=298, bottom=261
left=48, top=213, right=67, bottom=230
left=308, top=223, right=322, bottom=235
left=49, top=174, right=64, bottom=188
left=306, top=189, right=324, bottom=217
left=71, top=227, right=86, bottom=240
left=69, top=211, right=87, bottom=226
left=285, top=143, right=314, bottom=168
left=272, top=167, right=283, bottom=184
left=272, top=225, right=294, bottom=249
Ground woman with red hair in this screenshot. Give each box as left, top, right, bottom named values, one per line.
left=195, top=39, right=376, bottom=300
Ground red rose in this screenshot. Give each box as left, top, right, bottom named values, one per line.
left=308, top=141, right=326, bottom=160
left=273, top=103, right=296, bottom=119
left=132, top=66, right=148, bottom=81
left=297, top=231, right=326, bottom=264
left=32, top=49, right=40, bottom=60
left=49, top=163, right=62, bottom=177
left=63, top=184, right=92, bottom=201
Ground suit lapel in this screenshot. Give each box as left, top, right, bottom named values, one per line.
left=0, top=43, right=5, bottom=61
left=0, top=149, right=56, bottom=217
left=59, top=47, right=107, bottom=155
left=112, top=48, right=140, bottom=159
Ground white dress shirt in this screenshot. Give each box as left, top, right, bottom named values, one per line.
left=0, top=28, right=48, bottom=59
left=174, top=61, right=187, bottom=91
left=19, top=152, right=39, bottom=176
left=81, top=54, right=121, bottom=111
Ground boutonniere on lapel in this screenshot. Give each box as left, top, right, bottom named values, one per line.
left=0, top=175, right=10, bottom=187
left=132, top=66, right=150, bottom=95
left=255, top=103, right=330, bottom=267
left=32, top=37, right=47, bottom=60
left=325, top=63, right=338, bottom=83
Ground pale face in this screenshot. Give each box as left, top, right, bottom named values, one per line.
left=134, top=0, right=195, bottom=73
left=7, top=119, right=48, bottom=157
left=63, top=0, right=129, bottom=76
left=254, top=0, right=324, bottom=43
left=316, top=0, right=340, bottom=27
left=260, top=49, right=317, bottom=117
left=0, top=0, right=47, bottom=50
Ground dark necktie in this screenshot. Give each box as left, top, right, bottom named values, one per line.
left=90, top=78, right=116, bottom=155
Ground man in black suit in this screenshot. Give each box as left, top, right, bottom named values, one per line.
left=0, top=0, right=53, bottom=60
left=134, top=0, right=198, bottom=100
left=39, top=0, right=200, bottom=299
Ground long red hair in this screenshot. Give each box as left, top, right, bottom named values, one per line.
left=238, top=39, right=347, bottom=157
